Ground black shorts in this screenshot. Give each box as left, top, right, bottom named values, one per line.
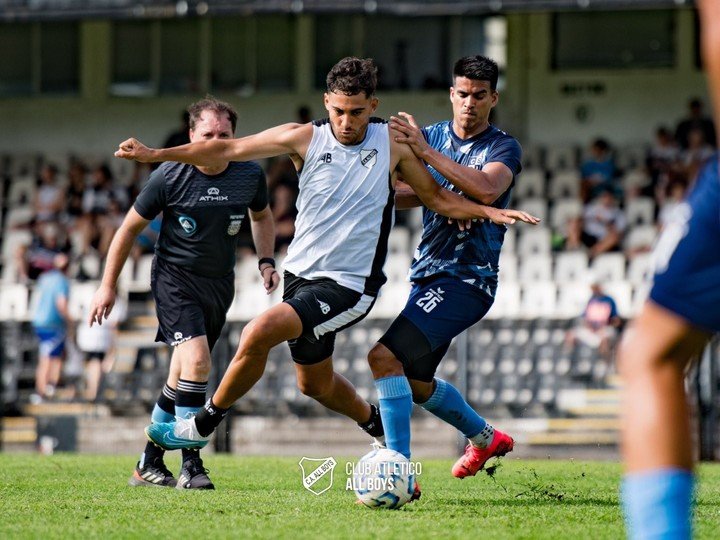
left=151, top=257, right=234, bottom=351
left=283, top=271, right=376, bottom=364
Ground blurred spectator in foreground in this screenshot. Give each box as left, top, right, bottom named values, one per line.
left=30, top=253, right=72, bottom=403
left=674, top=97, right=716, bottom=149
left=566, top=280, right=622, bottom=359
left=271, top=183, right=297, bottom=254
left=580, top=138, right=618, bottom=202
left=34, top=164, right=65, bottom=223
left=16, top=221, right=71, bottom=281
left=76, top=292, right=127, bottom=402
left=566, top=188, right=626, bottom=258
left=163, top=110, right=191, bottom=148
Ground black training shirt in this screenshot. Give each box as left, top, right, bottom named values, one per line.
left=134, top=161, right=268, bottom=278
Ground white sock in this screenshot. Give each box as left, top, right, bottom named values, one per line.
left=469, top=424, right=495, bottom=449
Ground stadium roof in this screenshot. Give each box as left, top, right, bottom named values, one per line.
left=0, top=0, right=695, bottom=22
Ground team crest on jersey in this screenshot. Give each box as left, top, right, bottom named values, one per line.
left=227, top=214, right=244, bottom=236
left=178, top=215, right=197, bottom=235
left=360, top=149, right=378, bottom=169
left=468, top=150, right=489, bottom=170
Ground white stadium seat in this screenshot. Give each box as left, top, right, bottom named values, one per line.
left=498, top=252, right=518, bottom=283
left=545, top=146, right=578, bottom=171
left=625, top=197, right=655, bottom=226
left=7, top=175, right=36, bottom=206
left=603, top=281, right=633, bottom=318
left=485, top=282, right=520, bottom=319
left=370, top=282, right=411, bottom=319
left=627, top=253, right=654, bottom=286
left=519, top=254, right=552, bottom=282
left=591, top=253, right=626, bottom=282
left=548, top=170, right=581, bottom=199
left=387, top=226, right=410, bottom=254
left=514, top=168, right=545, bottom=199
left=520, top=282, right=558, bottom=319
left=0, top=284, right=30, bottom=321
left=556, top=281, right=592, bottom=318
left=517, top=227, right=551, bottom=256
left=624, top=225, right=657, bottom=251
left=554, top=251, right=589, bottom=283
left=68, top=281, right=101, bottom=319
left=550, top=198, right=583, bottom=230
left=517, top=197, right=548, bottom=224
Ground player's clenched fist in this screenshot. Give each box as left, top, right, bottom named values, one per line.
left=115, top=138, right=157, bottom=162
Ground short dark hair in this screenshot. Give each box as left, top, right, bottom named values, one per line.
left=188, top=96, right=238, bottom=133
left=453, top=55, right=499, bottom=91
left=326, top=57, right=378, bottom=98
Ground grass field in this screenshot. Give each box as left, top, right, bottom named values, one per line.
left=2, top=454, right=720, bottom=539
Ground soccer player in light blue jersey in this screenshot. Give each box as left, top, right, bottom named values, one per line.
left=620, top=3, right=720, bottom=537
left=368, top=56, right=521, bottom=480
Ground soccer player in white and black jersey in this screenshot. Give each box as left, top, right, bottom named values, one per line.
left=89, top=97, right=279, bottom=490
left=114, top=58, right=538, bottom=479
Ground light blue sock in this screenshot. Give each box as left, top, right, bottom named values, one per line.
left=375, top=376, right=413, bottom=459
left=420, top=378, right=488, bottom=440
left=151, top=403, right=175, bottom=424
left=622, top=468, right=694, bottom=540
left=175, top=405, right=201, bottom=420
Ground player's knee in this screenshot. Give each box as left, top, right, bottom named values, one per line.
left=238, top=319, right=271, bottom=358
left=184, top=354, right=211, bottom=378
left=297, top=376, right=332, bottom=399
left=367, top=343, right=404, bottom=379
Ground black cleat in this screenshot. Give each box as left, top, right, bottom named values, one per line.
left=176, top=457, right=215, bottom=490
left=128, top=458, right=177, bottom=488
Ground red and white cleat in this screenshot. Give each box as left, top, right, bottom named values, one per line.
left=451, top=430, right=514, bottom=479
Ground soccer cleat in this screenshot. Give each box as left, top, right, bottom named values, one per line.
left=176, top=456, right=215, bottom=490
left=410, top=480, right=421, bottom=502
left=452, top=430, right=514, bottom=479
left=128, top=458, right=177, bottom=488
left=145, top=416, right=210, bottom=450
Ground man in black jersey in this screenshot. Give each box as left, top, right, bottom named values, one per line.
left=88, top=97, right=279, bottom=490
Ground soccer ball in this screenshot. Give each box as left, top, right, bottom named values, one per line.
left=353, top=448, right=415, bottom=509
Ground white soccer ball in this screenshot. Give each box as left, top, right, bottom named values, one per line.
left=353, top=448, right=415, bottom=509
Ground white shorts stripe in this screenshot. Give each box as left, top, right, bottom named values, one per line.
left=313, top=294, right=375, bottom=340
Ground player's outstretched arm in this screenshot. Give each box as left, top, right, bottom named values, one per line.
left=394, top=142, right=539, bottom=225
left=115, top=123, right=313, bottom=167
left=88, top=207, right=149, bottom=326
left=390, top=113, right=513, bottom=204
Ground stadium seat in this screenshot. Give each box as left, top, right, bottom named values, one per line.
left=520, top=282, right=557, bottom=318
left=545, top=146, right=578, bottom=171
left=631, top=283, right=652, bottom=314
left=517, top=227, right=551, bottom=256
left=627, top=253, right=653, bottom=285
left=0, top=284, right=30, bottom=321
left=554, top=251, right=589, bottom=283
left=622, top=169, right=651, bottom=192
left=517, top=197, right=548, bottom=224
left=1, top=229, right=32, bottom=283
left=556, top=281, right=592, bottom=318
left=498, top=252, right=518, bottom=283
left=603, top=281, right=633, bottom=318
left=501, top=227, right=516, bottom=253
left=5, top=206, right=35, bottom=228
left=625, top=197, right=655, bottom=226
left=514, top=168, right=545, bottom=199
left=624, top=225, right=656, bottom=251
left=383, top=252, right=412, bottom=284
left=387, top=226, right=410, bottom=254
left=485, top=282, right=520, bottom=319
left=548, top=171, right=581, bottom=199
left=126, top=254, right=153, bottom=293
left=550, top=198, right=583, bottom=230
left=7, top=176, right=36, bottom=206
left=370, top=281, right=411, bottom=318
left=68, top=281, right=101, bottom=319
left=615, top=144, right=648, bottom=170
left=522, top=145, right=544, bottom=170
left=590, top=253, right=626, bottom=282
left=519, top=254, right=552, bottom=282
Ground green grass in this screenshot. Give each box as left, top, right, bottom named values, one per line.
left=1, top=455, right=720, bottom=539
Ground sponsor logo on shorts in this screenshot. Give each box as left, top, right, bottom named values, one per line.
left=360, top=149, right=378, bottom=169
left=171, top=331, right=192, bottom=346
left=199, top=187, right=229, bottom=202
left=178, top=215, right=197, bottom=235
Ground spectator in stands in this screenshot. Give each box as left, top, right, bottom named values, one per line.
left=162, top=110, right=191, bottom=148
left=82, top=164, right=128, bottom=215
left=271, top=183, right=297, bottom=254
left=76, top=291, right=127, bottom=402
left=646, top=126, right=680, bottom=197
left=657, top=178, right=689, bottom=231
left=65, top=160, right=88, bottom=223
left=679, top=127, right=714, bottom=181
left=580, top=138, right=618, bottom=202
left=16, top=221, right=71, bottom=282
left=674, top=97, right=716, bottom=149
left=34, top=164, right=65, bottom=223
left=30, top=253, right=72, bottom=403
left=566, top=187, right=626, bottom=258
left=566, top=279, right=622, bottom=359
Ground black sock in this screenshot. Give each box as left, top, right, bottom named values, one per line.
left=182, top=448, right=201, bottom=463
left=195, top=398, right=229, bottom=437
left=142, top=441, right=165, bottom=464
left=358, top=403, right=384, bottom=438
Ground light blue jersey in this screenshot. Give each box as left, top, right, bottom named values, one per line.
left=32, top=270, right=69, bottom=330
left=409, top=121, right=522, bottom=298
